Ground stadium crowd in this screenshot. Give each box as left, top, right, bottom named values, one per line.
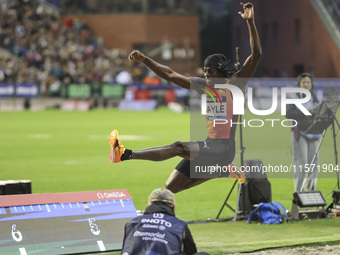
left=52, top=0, right=195, bottom=15
left=1, top=0, right=339, bottom=98
left=0, top=0, right=148, bottom=96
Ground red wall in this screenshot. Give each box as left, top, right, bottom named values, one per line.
left=232, top=0, right=340, bottom=78
left=74, top=14, right=200, bottom=75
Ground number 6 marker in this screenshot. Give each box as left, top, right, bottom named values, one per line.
left=12, top=224, right=23, bottom=242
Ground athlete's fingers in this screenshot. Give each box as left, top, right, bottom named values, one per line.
left=244, top=3, right=253, bottom=9
left=128, top=51, right=138, bottom=61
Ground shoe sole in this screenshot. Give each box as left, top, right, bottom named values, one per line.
left=109, top=130, right=118, bottom=149
left=109, top=130, right=119, bottom=163
left=109, top=129, right=124, bottom=163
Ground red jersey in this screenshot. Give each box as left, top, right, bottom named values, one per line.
left=205, top=88, right=239, bottom=140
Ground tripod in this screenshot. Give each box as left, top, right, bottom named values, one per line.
left=330, top=110, right=340, bottom=190
left=301, top=100, right=340, bottom=191
left=325, top=108, right=340, bottom=212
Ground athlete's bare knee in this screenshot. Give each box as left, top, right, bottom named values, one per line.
left=170, top=141, right=184, bottom=152
left=165, top=174, right=182, bottom=194
left=165, top=181, right=181, bottom=194
left=166, top=169, right=191, bottom=193
left=170, top=141, right=190, bottom=157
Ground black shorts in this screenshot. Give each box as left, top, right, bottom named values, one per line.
left=175, top=138, right=235, bottom=179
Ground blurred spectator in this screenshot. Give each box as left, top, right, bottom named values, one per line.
left=0, top=0, right=149, bottom=93
left=143, top=74, right=161, bottom=86
left=115, top=69, right=133, bottom=85
left=286, top=73, right=322, bottom=192
left=63, top=15, right=73, bottom=28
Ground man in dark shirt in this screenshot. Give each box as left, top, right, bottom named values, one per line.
left=121, top=188, right=208, bottom=255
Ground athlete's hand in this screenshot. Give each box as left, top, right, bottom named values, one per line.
left=128, top=50, right=146, bottom=62
left=238, top=2, right=254, bottom=21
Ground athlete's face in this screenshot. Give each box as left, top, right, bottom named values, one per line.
left=203, top=67, right=224, bottom=80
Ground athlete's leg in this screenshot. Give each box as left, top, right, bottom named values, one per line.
left=165, top=159, right=212, bottom=193
left=165, top=169, right=210, bottom=193
left=131, top=141, right=200, bottom=161
left=110, top=129, right=201, bottom=163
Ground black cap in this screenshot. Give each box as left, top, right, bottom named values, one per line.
left=203, top=53, right=229, bottom=76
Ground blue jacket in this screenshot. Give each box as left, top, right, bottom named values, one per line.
left=121, top=202, right=197, bottom=255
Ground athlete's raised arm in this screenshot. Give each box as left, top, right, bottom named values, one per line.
left=129, top=50, right=191, bottom=89
left=232, top=2, right=262, bottom=90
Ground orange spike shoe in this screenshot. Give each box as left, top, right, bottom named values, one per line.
left=109, top=129, right=125, bottom=163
